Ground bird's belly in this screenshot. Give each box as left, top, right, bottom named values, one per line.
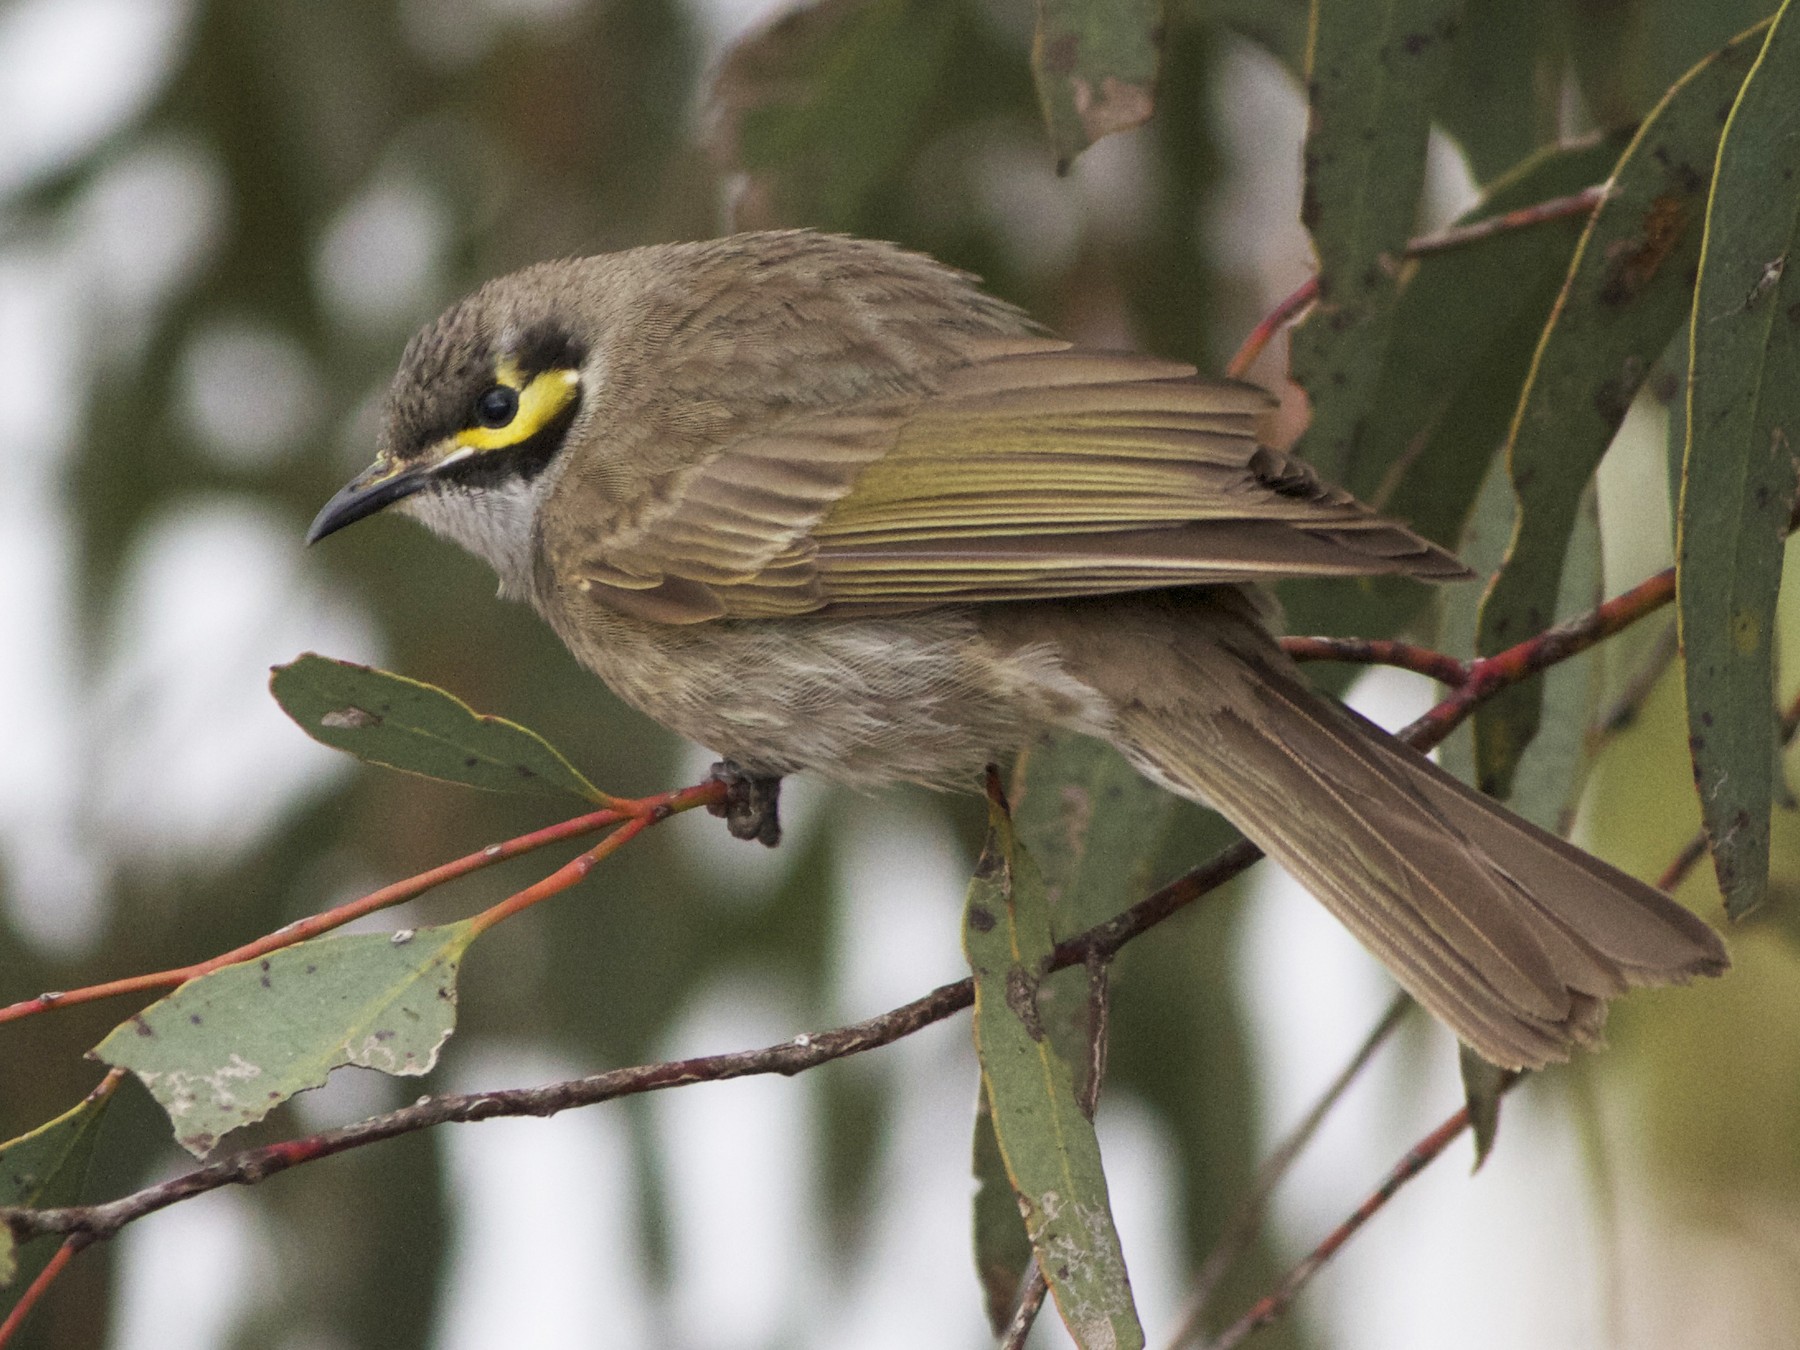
left=547, top=604, right=1112, bottom=790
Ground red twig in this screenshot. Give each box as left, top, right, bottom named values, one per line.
left=0, top=781, right=727, bottom=1026
left=1166, top=994, right=1414, bottom=1348
left=0, top=1236, right=86, bottom=1348
left=1207, top=1074, right=1523, bottom=1350
left=1225, top=185, right=1607, bottom=378
left=1403, top=565, right=1676, bottom=753
left=0, top=536, right=1690, bottom=1313
left=1227, top=276, right=1318, bottom=379
left=1280, top=635, right=1470, bottom=687
left=1402, top=185, right=1609, bottom=257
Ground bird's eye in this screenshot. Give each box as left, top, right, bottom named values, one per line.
left=475, top=385, right=519, bottom=428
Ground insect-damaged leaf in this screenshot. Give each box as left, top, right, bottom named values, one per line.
left=94, top=921, right=478, bottom=1158
left=271, top=653, right=603, bottom=804
left=1679, top=0, right=1800, bottom=919
left=1287, top=0, right=1465, bottom=486
left=963, top=798, right=1143, bottom=1350
left=0, top=1085, right=113, bottom=1289
left=1472, top=23, right=1768, bottom=799
left=1031, top=0, right=1162, bottom=171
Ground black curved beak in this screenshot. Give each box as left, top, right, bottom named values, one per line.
left=306, top=457, right=437, bottom=544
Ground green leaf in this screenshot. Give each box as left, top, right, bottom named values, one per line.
left=1566, top=0, right=1778, bottom=128
left=1458, top=1044, right=1507, bottom=1170
left=1010, top=734, right=1172, bottom=1094
left=1435, top=0, right=1560, bottom=185
left=706, top=0, right=961, bottom=230
left=0, top=1087, right=112, bottom=1291
left=971, top=1090, right=1035, bottom=1333
left=963, top=800, right=1143, bottom=1350
left=968, top=736, right=1166, bottom=1333
left=1010, top=734, right=1175, bottom=939
left=1473, top=23, right=1767, bottom=798
left=1513, top=488, right=1605, bottom=832
left=1283, top=129, right=1631, bottom=646
left=1679, top=0, right=1800, bottom=919
left=94, top=920, right=478, bottom=1157
left=271, top=653, right=603, bottom=804
left=1287, top=0, right=1465, bottom=485
left=1031, top=0, right=1163, bottom=171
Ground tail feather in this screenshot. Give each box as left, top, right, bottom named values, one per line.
left=1062, top=597, right=1729, bottom=1070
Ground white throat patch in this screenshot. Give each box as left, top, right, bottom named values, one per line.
left=398, top=473, right=553, bottom=601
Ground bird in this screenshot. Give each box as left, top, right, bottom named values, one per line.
left=307, top=229, right=1727, bottom=1070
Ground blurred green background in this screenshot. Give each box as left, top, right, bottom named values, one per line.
left=3, top=0, right=1798, bottom=1346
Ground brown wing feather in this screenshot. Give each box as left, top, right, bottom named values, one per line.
left=571, top=343, right=1469, bottom=623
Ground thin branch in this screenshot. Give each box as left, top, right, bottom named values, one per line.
left=998, top=1264, right=1049, bottom=1350
left=0, top=1236, right=87, bottom=1347
left=1227, top=276, right=1318, bottom=380
left=1164, top=994, right=1414, bottom=1350
left=1226, top=185, right=1608, bottom=377
left=0, top=781, right=726, bottom=1026
left=1281, top=636, right=1470, bottom=687
left=6, top=976, right=976, bottom=1244
left=0, top=531, right=1685, bottom=1260
left=1205, top=1073, right=1524, bottom=1350
left=1402, top=185, right=1609, bottom=257
left=1588, top=619, right=1679, bottom=743
left=1401, top=564, right=1676, bottom=753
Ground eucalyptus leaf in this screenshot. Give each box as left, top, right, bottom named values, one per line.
left=1473, top=23, right=1767, bottom=799
left=0, top=1089, right=112, bottom=1290
left=271, top=653, right=603, bottom=803
left=1031, top=0, right=1163, bottom=171
left=964, top=800, right=1143, bottom=1350
left=1287, top=0, right=1465, bottom=485
left=707, top=0, right=961, bottom=230
left=1283, top=129, right=1630, bottom=647
left=1679, top=0, right=1800, bottom=918
left=971, top=1090, right=1035, bottom=1334
left=95, top=920, right=479, bottom=1158
left=1458, top=1044, right=1507, bottom=1170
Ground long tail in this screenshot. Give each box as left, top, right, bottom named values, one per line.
left=1049, top=593, right=1729, bottom=1070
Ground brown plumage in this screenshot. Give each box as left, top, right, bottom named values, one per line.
left=309, top=230, right=1727, bottom=1069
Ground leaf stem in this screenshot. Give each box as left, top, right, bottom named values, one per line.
left=0, top=1236, right=86, bottom=1348
left=1226, top=185, right=1608, bottom=378
left=0, top=781, right=727, bottom=1026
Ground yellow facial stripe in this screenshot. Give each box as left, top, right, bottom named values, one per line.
left=454, top=365, right=581, bottom=452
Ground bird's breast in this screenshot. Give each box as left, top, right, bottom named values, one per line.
left=537, top=596, right=1113, bottom=789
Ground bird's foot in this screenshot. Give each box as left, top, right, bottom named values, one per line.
left=707, top=760, right=783, bottom=847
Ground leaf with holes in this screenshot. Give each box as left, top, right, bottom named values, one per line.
left=964, top=798, right=1142, bottom=1350
left=271, top=653, right=602, bottom=803
left=1680, top=0, right=1800, bottom=919
left=94, top=921, right=477, bottom=1157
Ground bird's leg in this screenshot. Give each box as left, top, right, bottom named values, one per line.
left=707, top=760, right=783, bottom=847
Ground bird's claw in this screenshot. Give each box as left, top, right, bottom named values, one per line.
left=707, top=760, right=783, bottom=847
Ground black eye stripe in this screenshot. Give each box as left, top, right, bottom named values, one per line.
left=475, top=385, right=519, bottom=428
